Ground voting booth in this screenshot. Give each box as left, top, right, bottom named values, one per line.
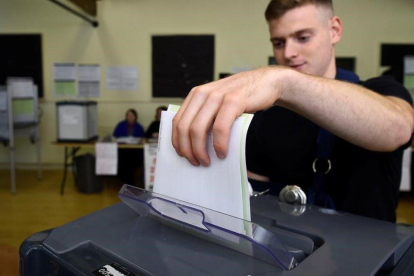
left=56, top=101, right=98, bottom=142
left=20, top=185, right=414, bottom=275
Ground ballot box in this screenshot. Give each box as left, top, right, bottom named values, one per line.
left=56, top=101, right=98, bottom=142
left=20, top=185, right=414, bottom=275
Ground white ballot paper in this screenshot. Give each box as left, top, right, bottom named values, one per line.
left=153, top=105, right=253, bottom=237
left=95, top=143, right=118, bottom=175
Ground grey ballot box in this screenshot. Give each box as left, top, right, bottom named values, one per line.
left=20, top=190, right=414, bottom=276
left=56, top=101, right=98, bottom=142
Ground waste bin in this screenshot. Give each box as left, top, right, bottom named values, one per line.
left=74, top=154, right=103, bottom=193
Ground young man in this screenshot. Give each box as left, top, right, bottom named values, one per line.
left=171, top=0, right=414, bottom=221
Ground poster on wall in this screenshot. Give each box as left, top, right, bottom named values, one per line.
left=144, top=143, right=158, bottom=190
left=54, top=63, right=76, bottom=96
left=106, top=66, right=138, bottom=91
left=78, top=64, right=101, bottom=98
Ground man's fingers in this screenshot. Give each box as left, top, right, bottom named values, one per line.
left=190, top=92, right=224, bottom=166
left=172, top=88, right=196, bottom=156
left=174, top=87, right=210, bottom=165
left=177, top=128, right=200, bottom=166
left=212, top=94, right=246, bottom=159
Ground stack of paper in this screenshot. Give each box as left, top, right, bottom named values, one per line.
left=115, top=137, right=142, bottom=144
left=153, top=105, right=253, bottom=234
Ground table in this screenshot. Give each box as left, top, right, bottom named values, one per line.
left=53, top=140, right=144, bottom=195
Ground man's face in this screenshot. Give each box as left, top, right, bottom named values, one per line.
left=268, top=4, right=340, bottom=78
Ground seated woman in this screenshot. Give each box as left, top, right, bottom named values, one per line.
left=113, top=109, right=145, bottom=187
left=145, top=106, right=167, bottom=139
left=113, top=109, right=144, bottom=138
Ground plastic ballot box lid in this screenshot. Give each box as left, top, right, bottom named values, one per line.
left=20, top=185, right=414, bottom=276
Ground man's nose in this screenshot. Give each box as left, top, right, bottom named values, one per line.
left=284, top=40, right=298, bottom=60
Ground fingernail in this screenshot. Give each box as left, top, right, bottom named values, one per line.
left=217, top=153, right=225, bottom=159
left=200, top=160, right=210, bottom=167
left=190, top=160, right=200, bottom=166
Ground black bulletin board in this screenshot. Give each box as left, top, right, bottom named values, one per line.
left=381, top=44, right=414, bottom=83
left=336, top=57, right=356, bottom=72
left=0, top=34, right=43, bottom=98
left=152, top=35, right=214, bottom=98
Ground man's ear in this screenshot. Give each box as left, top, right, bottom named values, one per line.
left=330, top=16, right=342, bottom=44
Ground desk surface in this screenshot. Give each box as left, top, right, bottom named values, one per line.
left=52, top=141, right=148, bottom=149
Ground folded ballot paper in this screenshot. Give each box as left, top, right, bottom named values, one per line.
left=153, top=105, right=253, bottom=237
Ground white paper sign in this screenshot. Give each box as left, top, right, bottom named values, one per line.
left=77, top=64, right=101, bottom=98
left=121, top=66, right=139, bottom=90
left=79, top=82, right=100, bottom=98
left=95, top=143, right=118, bottom=175
left=54, top=63, right=76, bottom=81
left=78, top=64, right=100, bottom=82
left=106, top=66, right=138, bottom=91
left=144, top=143, right=158, bottom=190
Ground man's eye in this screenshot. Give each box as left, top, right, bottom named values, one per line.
left=273, top=42, right=285, bottom=49
left=298, top=36, right=310, bottom=43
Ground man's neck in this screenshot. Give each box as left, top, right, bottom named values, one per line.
left=322, top=52, right=337, bottom=79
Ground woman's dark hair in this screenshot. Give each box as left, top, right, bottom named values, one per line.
left=125, top=108, right=138, bottom=122
left=157, top=106, right=168, bottom=112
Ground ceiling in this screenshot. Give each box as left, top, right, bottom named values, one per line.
left=68, top=0, right=100, bottom=16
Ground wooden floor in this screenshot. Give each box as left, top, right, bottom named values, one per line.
left=0, top=169, right=122, bottom=276
left=0, top=169, right=414, bottom=275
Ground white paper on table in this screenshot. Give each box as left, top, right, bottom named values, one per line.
left=115, top=137, right=142, bottom=144
left=153, top=106, right=253, bottom=237
left=95, top=143, right=118, bottom=175
left=54, top=63, right=76, bottom=81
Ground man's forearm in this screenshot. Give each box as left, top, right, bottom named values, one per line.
left=277, top=69, right=414, bottom=151
left=247, top=170, right=270, bottom=182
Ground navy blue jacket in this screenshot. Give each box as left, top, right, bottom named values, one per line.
left=113, top=121, right=144, bottom=137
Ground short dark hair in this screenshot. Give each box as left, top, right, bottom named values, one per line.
left=157, top=106, right=167, bottom=112
left=265, top=0, right=333, bottom=21
left=126, top=108, right=138, bottom=121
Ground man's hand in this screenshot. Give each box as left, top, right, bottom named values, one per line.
left=172, top=67, right=290, bottom=167
left=172, top=65, right=414, bottom=168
